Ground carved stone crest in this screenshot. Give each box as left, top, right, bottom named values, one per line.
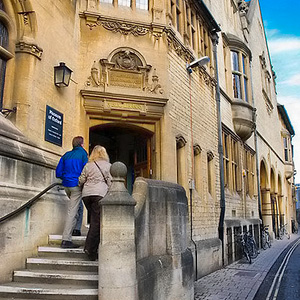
left=85, top=48, right=164, bottom=94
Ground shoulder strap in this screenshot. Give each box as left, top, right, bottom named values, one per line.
left=94, top=161, right=108, bottom=185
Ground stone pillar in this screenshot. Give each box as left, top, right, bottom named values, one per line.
left=261, top=188, right=274, bottom=238
left=98, top=162, right=138, bottom=300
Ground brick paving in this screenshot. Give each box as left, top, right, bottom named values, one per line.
left=194, top=233, right=300, bottom=300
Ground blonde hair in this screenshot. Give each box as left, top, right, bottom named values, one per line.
left=89, top=145, right=109, bottom=162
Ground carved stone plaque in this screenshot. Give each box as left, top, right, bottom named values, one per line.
left=103, top=100, right=147, bottom=115
left=109, top=70, right=143, bottom=88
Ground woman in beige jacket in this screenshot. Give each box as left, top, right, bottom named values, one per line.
left=79, top=145, right=112, bottom=260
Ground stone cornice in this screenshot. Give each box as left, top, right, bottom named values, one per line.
left=15, top=41, right=43, bottom=60
left=80, top=11, right=164, bottom=38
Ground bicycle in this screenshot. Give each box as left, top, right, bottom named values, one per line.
left=261, top=225, right=271, bottom=250
left=237, top=233, right=251, bottom=263
left=279, top=223, right=290, bottom=240
left=236, top=232, right=258, bottom=264
left=246, top=231, right=259, bottom=259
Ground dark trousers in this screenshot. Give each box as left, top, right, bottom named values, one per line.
left=82, top=195, right=102, bottom=256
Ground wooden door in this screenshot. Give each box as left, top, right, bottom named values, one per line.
left=134, top=137, right=151, bottom=179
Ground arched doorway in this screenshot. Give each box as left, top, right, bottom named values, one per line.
left=89, top=123, right=154, bottom=193
left=260, top=160, right=272, bottom=231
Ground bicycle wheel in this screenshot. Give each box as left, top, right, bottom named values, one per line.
left=266, top=232, right=271, bottom=248
left=262, top=233, right=268, bottom=250
left=279, top=230, right=283, bottom=240
left=249, top=240, right=258, bottom=258
left=244, top=248, right=252, bottom=264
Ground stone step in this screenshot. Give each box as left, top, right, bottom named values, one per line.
left=26, top=257, right=98, bottom=272
left=0, top=283, right=98, bottom=299
left=13, top=270, right=98, bottom=286
left=48, top=235, right=86, bottom=246
left=37, top=246, right=86, bottom=259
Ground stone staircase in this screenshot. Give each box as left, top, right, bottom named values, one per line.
left=0, top=235, right=98, bottom=299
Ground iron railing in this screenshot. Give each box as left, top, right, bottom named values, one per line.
left=0, top=182, right=62, bottom=224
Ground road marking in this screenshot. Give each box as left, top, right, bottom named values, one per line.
left=266, top=238, right=300, bottom=300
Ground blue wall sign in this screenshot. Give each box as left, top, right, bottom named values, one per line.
left=45, top=105, right=63, bottom=146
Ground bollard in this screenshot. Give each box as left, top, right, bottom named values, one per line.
left=98, top=162, right=138, bottom=300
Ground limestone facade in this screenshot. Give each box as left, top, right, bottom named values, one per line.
left=0, top=0, right=295, bottom=282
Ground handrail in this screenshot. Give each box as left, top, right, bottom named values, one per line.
left=0, top=182, right=63, bottom=224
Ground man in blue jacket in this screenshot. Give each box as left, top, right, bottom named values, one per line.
left=56, top=136, right=88, bottom=248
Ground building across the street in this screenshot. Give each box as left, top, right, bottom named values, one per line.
left=0, top=0, right=296, bottom=294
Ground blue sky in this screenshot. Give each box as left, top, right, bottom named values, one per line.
left=259, top=0, right=300, bottom=182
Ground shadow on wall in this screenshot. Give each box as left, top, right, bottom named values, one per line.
left=133, top=178, right=194, bottom=300
left=0, top=113, right=66, bottom=283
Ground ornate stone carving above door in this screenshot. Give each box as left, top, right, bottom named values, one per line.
left=85, top=47, right=164, bottom=94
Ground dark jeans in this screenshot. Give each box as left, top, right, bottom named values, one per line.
left=82, top=195, right=102, bottom=256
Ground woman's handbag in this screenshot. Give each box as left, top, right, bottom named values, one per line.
left=94, top=162, right=108, bottom=185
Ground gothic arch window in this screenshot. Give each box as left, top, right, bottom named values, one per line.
left=0, top=2, right=10, bottom=109
left=176, top=135, right=187, bottom=186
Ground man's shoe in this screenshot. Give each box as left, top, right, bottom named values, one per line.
left=72, top=229, right=81, bottom=236
left=61, top=240, right=80, bottom=249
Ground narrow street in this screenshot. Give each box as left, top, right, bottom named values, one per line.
left=254, top=238, right=300, bottom=300
left=194, top=234, right=300, bottom=300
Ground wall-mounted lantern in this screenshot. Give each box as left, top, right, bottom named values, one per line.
left=54, top=62, right=72, bottom=87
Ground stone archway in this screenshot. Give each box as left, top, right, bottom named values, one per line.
left=270, top=169, right=279, bottom=237
left=89, top=122, right=154, bottom=194
left=260, top=160, right=273, bottom=234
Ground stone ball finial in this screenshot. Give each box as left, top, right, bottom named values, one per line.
left=110, top=161, right=127, bottom=178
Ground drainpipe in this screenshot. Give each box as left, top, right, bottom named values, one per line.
left=211, top=30, right=226, bottom=266
left=249, top=61, right=263, bottom=224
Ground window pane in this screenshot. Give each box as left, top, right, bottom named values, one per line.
left=0, top=58, right=6, bottom=109
left=100, top=0, right=113, bottom=3
left=176, top=9, right=180, bottom=32
left=118, top=0, right=131, bottom=6
left=232, top=74, right=241, bottom=98
left=136, top=0, right=148, bottom=10
left=242, top=55, right=246, bottom=74
left=231, top=51, right=239, bottom=71
left=244, top=78, right=248, bottom=102
left=0, top=20, right=9, bottom=48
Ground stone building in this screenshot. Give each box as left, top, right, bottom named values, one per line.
left=0, top=0, right=295, bottom=291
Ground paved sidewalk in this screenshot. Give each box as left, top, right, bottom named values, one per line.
left=194, top=233, right=300, bottom=300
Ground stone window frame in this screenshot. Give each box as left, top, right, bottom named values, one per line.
left=230, top=49, right=249, bottom=102
left=223, top=33, right=252, bottom=104
left=282, top=133, right=292, bottom=163
left=193, top=143, right=202, bottom=193
left=259, top=52, right=274, bottom=114
left=176, top=135, right=187, bottom=186
left=207, top=150, right=214, bottom=197
left=0, top=3, right=14, bottom=110
left=100, top=0, right=149, bottom=11
left=222, top=128, right=241, bottom=193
